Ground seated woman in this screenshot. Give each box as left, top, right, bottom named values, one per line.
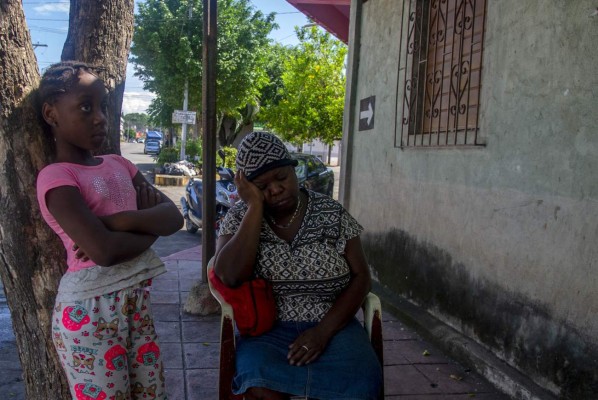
left=214, top=132, right=383, bottom=400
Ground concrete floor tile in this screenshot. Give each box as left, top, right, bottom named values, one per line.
left=390, top=339, right=451, bottom=364
left=161, top=342, right=184, bottom=369
left=0, top=368, right=25, bottom=399
left=384, top=364, right=438, bottom=395
left=154, top=263, right=179, bottom=281
left=184, top=342, right=220, bottom=369
left=153, top=304, right=182, bottom=322
left=186, top=368, right=219, bottom=400
left=163, top=260, right=180, bottom=269
left=384, top=394, right=510, bottom=399
left=383, top=320, right=420, bottom=340
left=416, top=364, right=504, bottom=396
left=0, top=313, right=16, bottom=341
left=152, top=278, right=180, bottom=292
left=179, top=268, right=201, bottom=280
left=0, top=340, right=20, bottom=368
left=156, top=320, right=182, bottom=343
left=382, top=312, right=401, bottom=322
left=382, top=340, right=414, bottom=365
left=152, top=290, right=181, bottom=303
left=164, top=368, right=185, bottom=400
left=182, top=321, right=220, bottom=343
left=177, top=260, right=202, bottom=271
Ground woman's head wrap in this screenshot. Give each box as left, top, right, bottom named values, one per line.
left=236, top=132, right=298, bottom=181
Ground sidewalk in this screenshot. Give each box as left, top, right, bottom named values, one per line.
left=156, top=244, right=511, bottom=400
left=0, top=177, right=513, bottom=399
left=0, top=239, right=510, bottom=400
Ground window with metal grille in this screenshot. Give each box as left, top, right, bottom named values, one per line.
left=396, top=0, right=486, bottom=148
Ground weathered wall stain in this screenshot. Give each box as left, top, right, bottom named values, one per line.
left=362, top=229, right=598, bottom=399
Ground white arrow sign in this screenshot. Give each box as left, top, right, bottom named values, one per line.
left=358, top=96, right=375, bottom=131
left=360, top=102, right=373, bottom=125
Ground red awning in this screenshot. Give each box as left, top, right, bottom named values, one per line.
left=286, top=0, right=351, bottom=44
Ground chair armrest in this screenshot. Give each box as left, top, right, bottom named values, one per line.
left=207, top=258, right=242, bottom=399
left=207, top=259, right=236, bottom=340
left=362, top=292, right=384, bottom=372
left=362, top=292, right=382, bottom=340
left=208, top=278, right=235, bottom=320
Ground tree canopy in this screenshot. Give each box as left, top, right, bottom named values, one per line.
left=261, top=26, right=347, bottom=147
left=123, top=112, right=150, bottom=131
left=131, top=0, right=277, bottom=144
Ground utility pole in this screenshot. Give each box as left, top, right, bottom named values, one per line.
left=180, top=80, right=189, bottom=160
left=201, top=0, right=217, bottom=280
left=180, top=2, right=193, bottom=161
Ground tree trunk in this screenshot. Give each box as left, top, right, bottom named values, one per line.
left=0, top=1, right=71, bottom=398
left=218, top=115, right=236, bottom=147
left=62, top=0, right=135, bottom=156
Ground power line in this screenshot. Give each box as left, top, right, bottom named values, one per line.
left=26, top=11, right=300, bottom=23
left=28, top=18, right=69, bottom=21
left=28, top=25, right=68, bottom=34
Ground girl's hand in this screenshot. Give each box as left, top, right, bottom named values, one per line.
left=287, top=326, right=331, bottom=366
left=72, top=244, right=90, bottom=262
left=136, top=182, right=161, bottom=209
left=234, top=170, right=263, bottom=207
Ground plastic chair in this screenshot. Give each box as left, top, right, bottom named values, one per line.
left=207, top=259, right=384, bottom=400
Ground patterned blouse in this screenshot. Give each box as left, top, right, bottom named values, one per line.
left=219, top=189, right=363, bottom=322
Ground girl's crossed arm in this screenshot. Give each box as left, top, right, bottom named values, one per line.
left=99, top=172, right=183, bottom=236
left=46, top=172, right=183, bottom=267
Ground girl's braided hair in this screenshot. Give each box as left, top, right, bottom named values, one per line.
left=36, top=61, right=103, bottom=135
left=37, top=61, right=101, bottom=107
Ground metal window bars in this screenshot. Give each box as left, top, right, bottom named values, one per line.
left=396, top=0, right=487, bottom=148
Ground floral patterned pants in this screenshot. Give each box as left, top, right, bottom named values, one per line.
left=52, top=282, right=167, bottom=400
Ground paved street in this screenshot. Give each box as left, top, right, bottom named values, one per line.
left=0, top=143, right=512, bottom=399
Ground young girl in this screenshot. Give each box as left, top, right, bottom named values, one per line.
left=35, top=61, right=183, bottom=400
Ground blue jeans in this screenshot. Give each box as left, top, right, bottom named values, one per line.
left=233, top=318, right=382, bottom=400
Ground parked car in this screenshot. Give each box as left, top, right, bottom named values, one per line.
left=146, top=130, right=163, bottom=146
left=291, top=153, right=334, bottom=197
left=144, top=140, right=161, bottom=155
left=136, top=137, right=145, bottom=143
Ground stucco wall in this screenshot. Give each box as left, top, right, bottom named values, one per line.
left=345, top=0, right=598, bottom=397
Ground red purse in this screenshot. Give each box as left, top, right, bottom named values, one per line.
left=208, top=268, right=276, bottom=336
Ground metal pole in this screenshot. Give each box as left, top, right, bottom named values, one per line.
left=180, top=2, right=193, bottom=161
left=201, top=0, right=217, bottom=281
left=180, top=80, right=189, bottom=160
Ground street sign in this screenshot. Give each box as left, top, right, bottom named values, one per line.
left=358, top=96, right=375, bottom=131
left=172, top=110, right=197, bottom=124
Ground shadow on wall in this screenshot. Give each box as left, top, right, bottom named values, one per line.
left=361, top=228, right=598, bottom=399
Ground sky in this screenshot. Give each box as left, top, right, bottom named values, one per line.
left=22, top=0, right=310, bottom=114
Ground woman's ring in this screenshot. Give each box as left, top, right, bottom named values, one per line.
left=301, top=345, right=309, bottom=351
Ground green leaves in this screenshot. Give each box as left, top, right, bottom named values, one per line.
left=131, top=0, right=276, bottom=141
left=261, top=26, right=347, bottom=147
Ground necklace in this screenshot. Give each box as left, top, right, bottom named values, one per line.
left=268, top=196, right=302, bottom=229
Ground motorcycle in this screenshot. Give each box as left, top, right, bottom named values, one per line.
left=180, top=150, right=238, bottom=234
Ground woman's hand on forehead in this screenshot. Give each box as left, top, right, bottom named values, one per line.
left=234, top=170, right=264, bottom=207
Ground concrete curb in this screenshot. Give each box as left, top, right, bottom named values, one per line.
left=373, top=282, right=558, bottom=400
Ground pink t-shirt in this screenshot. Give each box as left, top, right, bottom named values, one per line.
left=36, top=154, right=139, bottom=272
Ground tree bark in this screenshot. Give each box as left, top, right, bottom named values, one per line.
left=62, top=0, right=135, bottom=156
left=0, top=1, right=71, bottom=398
